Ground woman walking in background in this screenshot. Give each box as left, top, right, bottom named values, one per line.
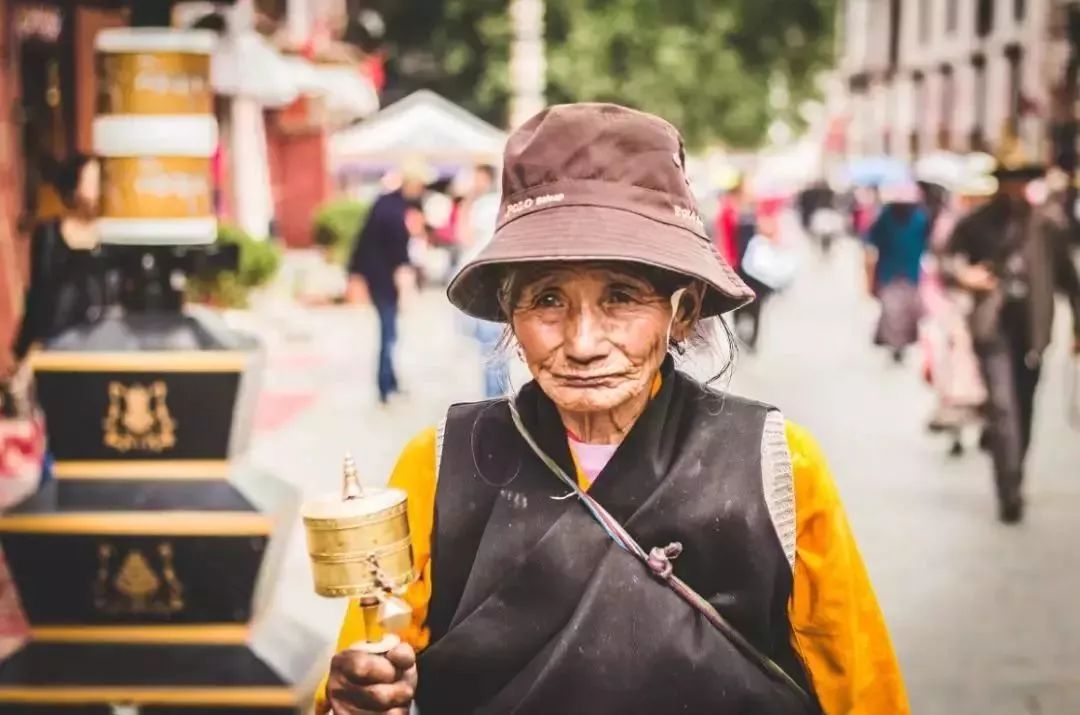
left=920, top=173, right=994, bottom=455
left=735, top=204, right=795, bottom=352
left=865, top=182, right=930, bottom=363
left=13, top=154, right=105, bottom=361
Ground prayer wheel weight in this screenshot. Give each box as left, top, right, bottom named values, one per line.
left=301, top=455, right=415, bottom=651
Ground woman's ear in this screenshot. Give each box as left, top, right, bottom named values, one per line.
left=671, top=283, right=705, bottom=341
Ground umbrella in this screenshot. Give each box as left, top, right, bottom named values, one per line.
left=844, top=156, right=910, bottom=187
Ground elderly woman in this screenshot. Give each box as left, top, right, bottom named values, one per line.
left=318, top=104, right=908, bottom=714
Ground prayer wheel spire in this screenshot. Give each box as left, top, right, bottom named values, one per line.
left=342, top=453, right=362, bottom=501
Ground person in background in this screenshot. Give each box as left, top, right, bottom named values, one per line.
left=865, top=182, right=931, bottom=363
left=455, top=164, right=499, bottom=254
left=945, top=163, right=1080, bottom=524
left=802, top=180, right=840, bottom=256
left=920, top=174, right=995, bottom=456
left=10, top=154, right=104, bottom=489
left=852, top=185, right=880, bottom=242
left=13, top=154, right=105, bottom=362
left=347, top=163, right=426, bottom=405
left=458, top=164, right=509, bottom=398
left=734, top=201, right=784, bottom=352
left=714, top=179, right=746, bottom=270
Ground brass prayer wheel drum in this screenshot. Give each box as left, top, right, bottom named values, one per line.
left=95, top=29, right=215, bottom=116
left=301, top=483, right=414, bottom=599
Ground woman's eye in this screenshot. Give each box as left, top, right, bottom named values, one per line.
left=607, top=287, right=640, bottom=304
left=534, top=291, right=563, bottom=308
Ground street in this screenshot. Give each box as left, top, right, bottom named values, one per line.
left=248, top=234, right=1080, bottom=715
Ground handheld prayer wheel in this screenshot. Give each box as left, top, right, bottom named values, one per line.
left=302, top=455, right=415, bottom=652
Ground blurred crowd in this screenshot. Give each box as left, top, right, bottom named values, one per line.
left=714, top=152, right=1080, bottom=524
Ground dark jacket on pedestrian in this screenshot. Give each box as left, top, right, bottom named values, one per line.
left=947, top=195, right=1080, bottom=357
left=347, top=190, right=413, bottom=305
left=13, top=219, right=105, bottom=359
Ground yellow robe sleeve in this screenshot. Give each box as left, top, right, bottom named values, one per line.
left=314, top=427, right=437, bottom=713
left=786, top=421, right=910, bottom=714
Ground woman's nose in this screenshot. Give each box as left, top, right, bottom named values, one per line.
left=564, top=306, right=609, bottom=364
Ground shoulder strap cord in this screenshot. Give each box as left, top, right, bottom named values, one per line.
left=506, top=399, right=812, bottom=706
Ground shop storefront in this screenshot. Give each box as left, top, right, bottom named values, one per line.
left=0, top=0, right=126, bottom=370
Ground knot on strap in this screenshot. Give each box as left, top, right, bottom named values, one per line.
left=646, top=541, right=683, bottom=580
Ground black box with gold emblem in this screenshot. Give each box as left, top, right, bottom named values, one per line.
left=0, top=313, right=323, bottom=713
left=29, top=311, right=263, bottom=478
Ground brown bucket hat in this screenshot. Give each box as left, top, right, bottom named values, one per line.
left=447, top=103, right=754, bottom=321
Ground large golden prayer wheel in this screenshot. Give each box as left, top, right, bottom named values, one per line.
left=302, top=456, right=415, bottom=650
left=93, top=28, right=218, bottom=246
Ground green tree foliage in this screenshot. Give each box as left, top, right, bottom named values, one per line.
left=545, top=0, right=837, bottom=148
left=313, top=199, right=371, bottom=266
left=361, top=0, right=835, bottom=148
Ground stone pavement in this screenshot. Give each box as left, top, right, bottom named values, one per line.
left=246, top=236, right=1080, bottom=714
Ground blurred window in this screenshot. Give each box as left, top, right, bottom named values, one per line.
left=946, top=0, right=959, bottom=34
left=1014, top=0, right=1025, bottom=23
left=976, top=0, right=994, bottom=37
left=971, top=55, right=987, bottom=150
left=1006, top=46, right=1023, bottom=137
left=888, top=0, right=902, bottom=67
left=939, top=65, right=954, bottom=150
left=920, top=0, right=932, bottom=43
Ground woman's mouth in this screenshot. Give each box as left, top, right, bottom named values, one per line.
left=554, top=373, right=622, bottom=386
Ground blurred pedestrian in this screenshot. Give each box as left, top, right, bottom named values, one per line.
left=945, top=162, right=1080, bottom=523
left=455, top=164, right=499, bottom=254
left=852, top=185, right=880, bottom=242
left=714, top=179, right=747, bottom=270
left=865, top=182, right=930, bottom=363
left=801, top=180, right=841, bottom=256
left=12, top=154, right=105, bottom=362
left=735, top=209, right=795, bottom=351
left=347, top=163, right=426, bottom=404
left=920, top=175, right=995, bottom=455
left=457, top=164, right=508, bottom=398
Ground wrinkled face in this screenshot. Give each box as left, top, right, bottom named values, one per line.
left=510, top=265, right=688, bottom=414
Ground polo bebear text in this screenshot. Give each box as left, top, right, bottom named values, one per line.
left=505, top=193, right=565, bottom=219
left=673, top=205, right=704, bottom=231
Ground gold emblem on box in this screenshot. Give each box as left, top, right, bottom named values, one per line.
left=103, top=381, right=177, bottom=453
left=94, top=543, right=184, bottom=615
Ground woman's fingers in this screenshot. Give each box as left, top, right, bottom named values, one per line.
left=329, top=679, right=415, bottom=711
left=333, top=650, right=397, bottom=685
left=384, top=642, right=416, bottom=671
left=327, top=647, right=418, bottom=712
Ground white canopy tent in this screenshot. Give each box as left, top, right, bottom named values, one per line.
left=329, top=90, right=508, bottom=182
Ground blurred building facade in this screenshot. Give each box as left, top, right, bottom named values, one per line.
left=0, top=0, right=128, bottom=368
left=838, top=0, right=1080, bottom=162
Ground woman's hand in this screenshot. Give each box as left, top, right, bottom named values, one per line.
left=325, top=642, right=417, bottom=714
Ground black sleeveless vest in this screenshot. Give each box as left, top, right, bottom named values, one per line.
left=415, top=367, right=817, bottom=714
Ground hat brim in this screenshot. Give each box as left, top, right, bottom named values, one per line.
left=447, top=204, right=755, bottom=321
